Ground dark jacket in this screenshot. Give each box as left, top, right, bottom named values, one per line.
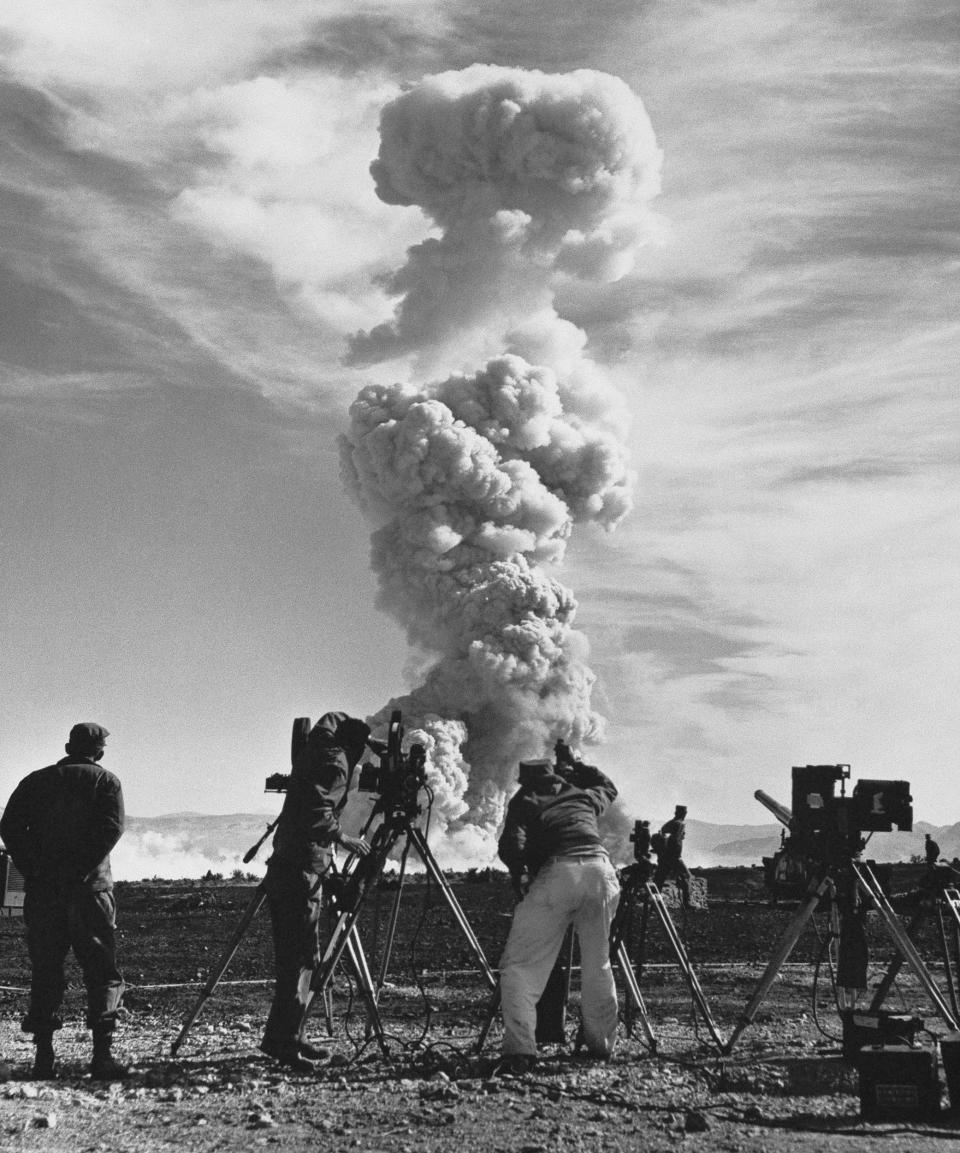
left=658, top=816, right=686, bottom=861
left=497, top=761, right=617, bottom=877
left=269, top=711, right=370, bottom=872
left=0, top=756, right=124, bottom=892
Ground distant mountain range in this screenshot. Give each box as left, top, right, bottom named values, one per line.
left=683, top=818, right=956, bottom=868
left=117, top=812, right=958, bottom=879
left=4, top=810, right=954, bottom=880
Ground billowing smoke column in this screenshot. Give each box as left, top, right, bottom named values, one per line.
left=340, top=65, right=661, bottom=859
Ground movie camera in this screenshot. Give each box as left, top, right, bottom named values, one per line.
left=356, top=711, right=427, bottom=815
left=789, top=764, right=912, bottom=866
left=262, top=710, right=427, bottom=816
left=630, top=819, right=652, bottom=861
left=552, top=739, right=608, bottom=787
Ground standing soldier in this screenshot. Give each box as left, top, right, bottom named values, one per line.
left=496, top=752, right=621, bottom=1074
left=654, top=804, right=692, bottom=908
left=0, top=723, right=127, bottom=1080
left=259, top=711, right=380, bottom=1072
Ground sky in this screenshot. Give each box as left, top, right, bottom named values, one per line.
left=1, top=0, right=957, bottom=875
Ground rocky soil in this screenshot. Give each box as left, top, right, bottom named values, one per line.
left=2, top=870, right=960, bottom=1151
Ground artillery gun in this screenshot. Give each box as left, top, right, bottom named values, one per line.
left=755, top=788, right=809, bottom=901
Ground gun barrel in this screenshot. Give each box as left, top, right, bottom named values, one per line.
left=754, top=789, right=793, bottom=828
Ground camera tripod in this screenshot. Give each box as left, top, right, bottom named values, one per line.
left=308, top=792, right=498, bottom=1056
left=612, top=858, right=725, bottom=1052
left=724, top=858, right=960, bottom=1054
left=868, top=866, right=960, bottom=1020
left=169, top=860, right=378, bottom=1056
left=172, top=710, right=495, bottom=1057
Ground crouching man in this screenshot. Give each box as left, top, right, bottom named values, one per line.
left=496, top=753, right=620, bottom=1074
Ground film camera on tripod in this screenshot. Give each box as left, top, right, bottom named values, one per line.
left=724, top=763, right=960, bottom=1058
left=174, top=710, right=495, bottom=1060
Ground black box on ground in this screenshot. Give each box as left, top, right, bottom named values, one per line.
left=857, top=1045, right=940, bottom=1121
left=841, top=1010, right=922, bottom=1063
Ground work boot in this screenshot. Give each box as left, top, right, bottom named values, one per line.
left=90, top=1031, right=130, bottom=1081
left=32, top=1034, right=56, bottom=1080
left=487, top=1053, right=537, bottom=1077
left=259, top=1038, right=317, bottom=1074
left=296, top=1038, right=332, bottom=1062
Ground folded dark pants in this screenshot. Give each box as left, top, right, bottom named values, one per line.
left=262, top=860, right=326, bottom=1051
left=22, top=886, right=124, bottom=1034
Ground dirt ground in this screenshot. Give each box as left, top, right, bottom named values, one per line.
left=2, top=870, right=960, bottom=1151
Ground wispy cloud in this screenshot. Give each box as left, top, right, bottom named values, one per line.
left=0, top=0, right=956, bottom=834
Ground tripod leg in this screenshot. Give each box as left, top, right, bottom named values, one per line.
left=608, top=871, right=644, bottom=1036
left=944, top=889, right=960, bottom=1015
left=646, top=882, right=725, bottom=1050
left=343, top=926, right=389, bottom=1056
left=868, top=907, right=925, bottom=1012
left=171, top=883, right=267, bottom=1055
left=935, top=903, right=960, bottom=1022
left=376, top=840, right=410, bottom=996
left=637, top=887, right=653, bottom=985
left=948, top=891, right=960, bottom=1020
left=321, top=986, right=334, bottom=1036
left=406, top=825, right=497, bottom=988
left=474, top=984, right=501, bottom=1054
left=724, top=877, right=831, bottom=1054
left=854, top=863, right=958, bottom=1029
left=609, top=870, right=641, bottom=955
left=614, top=940, right=657, bottom=1053
left=942, top=888, right=960, bottom=932
left=308, top=822, right=396, bottom=1008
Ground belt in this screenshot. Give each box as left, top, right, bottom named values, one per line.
left=541, top=849, right=609, bottom=868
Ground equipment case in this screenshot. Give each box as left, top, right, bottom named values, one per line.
left=857, top=1044, right=940, bottom=1121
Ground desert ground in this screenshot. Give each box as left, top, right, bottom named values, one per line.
left=2, top=866, right=960, bottom=1151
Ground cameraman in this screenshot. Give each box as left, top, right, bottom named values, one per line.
left=260, top=711, right=379, bottom=1072
left=496, top=750, right=620, bottom=1074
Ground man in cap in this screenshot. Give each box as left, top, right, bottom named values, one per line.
left=260, top=711, right=381, bottom=1072
left=654, top=804, right=691, bottom=908
left=495, top=749, right=620, bottom=1074
left=0, top=722, right=127, bottom=1080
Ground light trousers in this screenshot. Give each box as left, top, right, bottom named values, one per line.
left=499, top=855, right=620, bottom=1058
